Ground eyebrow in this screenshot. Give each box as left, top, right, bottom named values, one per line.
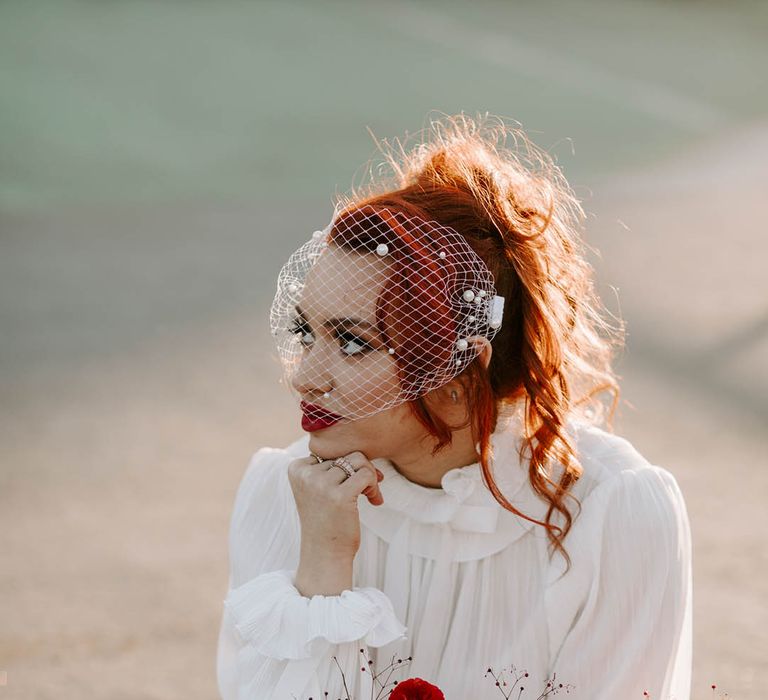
left=294, top=305, right=377, bottom=332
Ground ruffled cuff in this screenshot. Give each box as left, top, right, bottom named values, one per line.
left=224, top=569, right=408, bottom=660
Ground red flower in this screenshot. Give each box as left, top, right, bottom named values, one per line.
left=389, top=677, right=445, bottom=700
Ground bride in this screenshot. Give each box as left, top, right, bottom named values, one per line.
left=216, top=115, right=692, bottom=700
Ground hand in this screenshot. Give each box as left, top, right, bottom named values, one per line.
left=287, top=451, right=385, bottom=562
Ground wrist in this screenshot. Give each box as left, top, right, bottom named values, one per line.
left=294, top=553, right=354, bottom=597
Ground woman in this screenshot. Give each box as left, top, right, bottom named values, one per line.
left=216, top=115, right=692, bottom=699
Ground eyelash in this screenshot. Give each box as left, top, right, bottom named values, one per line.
left=287, top=320, right=374, bottom=357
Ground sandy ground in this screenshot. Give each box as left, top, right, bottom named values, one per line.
left=1, top=124, right=766, bottom=699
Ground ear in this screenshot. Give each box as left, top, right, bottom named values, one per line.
left=425, top=338, right=493, bottom=409
left=426, top=380, right=462, bottom=408
left=470, top=337, right=493, bottom=369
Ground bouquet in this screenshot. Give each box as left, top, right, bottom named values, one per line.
left=297, top=649, right=574, bottom=699
left=295, top=650, right=729, bottom=700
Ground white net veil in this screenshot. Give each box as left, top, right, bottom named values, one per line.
left=269, top=205, right=505, bottom=425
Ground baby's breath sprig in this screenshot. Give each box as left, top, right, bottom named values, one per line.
left=484, top=665, right=573, bottom=699
left=357, top=648, right=413, bottom=700
left=295, top=649, right=413, bottom=700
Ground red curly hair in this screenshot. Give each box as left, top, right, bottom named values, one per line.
left=333, top=114, right=624, bottom=571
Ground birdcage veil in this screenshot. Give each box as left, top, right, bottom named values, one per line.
left=269, top=205, right=505, bottom=423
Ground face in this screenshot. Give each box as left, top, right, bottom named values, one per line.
left=288, top=245, right=432, bottom=460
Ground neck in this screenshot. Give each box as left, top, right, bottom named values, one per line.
left=387, top=420, right=480, bottom=489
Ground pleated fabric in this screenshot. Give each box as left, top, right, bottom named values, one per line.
left=217, top=407, right=692, bottom=700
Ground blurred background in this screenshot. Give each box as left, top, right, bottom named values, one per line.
left=1, top=1, right=766, bottom=698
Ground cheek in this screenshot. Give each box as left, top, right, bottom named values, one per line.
left=347, top=406, right=419, bottom=449
left=336, top=357, right=403, bottom=418
left=365, top=403, right=423, bottom=443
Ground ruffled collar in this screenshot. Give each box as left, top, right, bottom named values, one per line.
left=366, top=400, right=549, bottom=537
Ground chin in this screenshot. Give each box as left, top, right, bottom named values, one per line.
left=307, top=426, right=360, bottom=459
left=306, top=430, right=340, bottom=457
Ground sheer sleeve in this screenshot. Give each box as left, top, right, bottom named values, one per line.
left=216, top=443, right=408, bottom=699
left=546, top=466, right=693, bottom=700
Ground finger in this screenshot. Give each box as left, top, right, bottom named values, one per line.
left=321, top=460, right=358, bottom=487
left=324, top=465, right=382, bottom=503
left=320, top=454, right=384, bottom=503
left=342, top=452, right=379, bottom=481
left=321, top=452, right=376, bottom=485
left=342, top=453, right=384, bottom=502
left=288, top=455, right=331, bottom=480
left=337, top=467, right=383, bottom=505
left=344, top=454, right=384, bottom=502
left=298, top=455, right=328, bottom=467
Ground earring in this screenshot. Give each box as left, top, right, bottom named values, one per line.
left=450, top=390, right=459, bottom=404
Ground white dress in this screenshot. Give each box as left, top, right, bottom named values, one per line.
left=216, top=406, right=693, bottom=700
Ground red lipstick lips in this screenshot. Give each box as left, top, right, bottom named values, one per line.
left=300, top=401, right=344, bottom=432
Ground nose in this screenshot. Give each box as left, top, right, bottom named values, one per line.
left=290, top=342, right=335, bottom=400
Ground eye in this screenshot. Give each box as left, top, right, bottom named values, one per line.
left=336, top=331, right=373, bottom=357
left=288, top=320, right=314, bottom=347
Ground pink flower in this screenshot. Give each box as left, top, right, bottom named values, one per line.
left=389, top=677, right=445, bottom=700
